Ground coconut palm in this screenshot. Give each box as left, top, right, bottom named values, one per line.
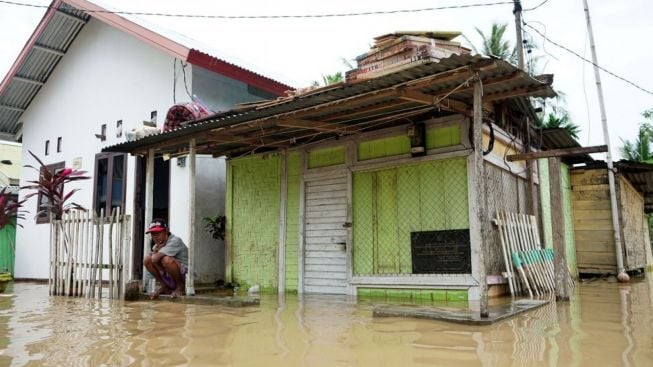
left=621, top=109, right=653, bottom=162
left=474, top=23, right=517, bottom=64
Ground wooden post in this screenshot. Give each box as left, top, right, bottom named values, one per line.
left=470, top=75, right=489, bottom=317
left=143, top=148, right=154, bottom=291
left=278, top=150, right=288, bottom=294
left=297, top=150, right=306, bottom=294
left=187, top=138, right=196, bottom=296
left=548, top=157, right=569, bottom=300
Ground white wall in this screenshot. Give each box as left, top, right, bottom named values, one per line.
left=15, top=18, right=189, bottom=279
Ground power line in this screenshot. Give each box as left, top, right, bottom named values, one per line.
left=0, top=0, right=514, bottom=19
left=523, top=0, right=549, bottom=12
left=523, top=23, right=653, bottom=96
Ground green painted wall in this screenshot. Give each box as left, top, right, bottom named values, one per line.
left=228, top=155, right=281, bottom=291
left=358, top=135, right=410, bottom=161
left=357, top=287, right=468, bottom=302
left=0, top=223, right=16, bottom=274
left=561, top=164, right=578, bottom=276
left=538, top=159, right=577, bottom=276
left=426, top=125, right=461, bottom=149
left=539, top=159, right=553, bottom=248
left=352, top=157, right=468, bottom=275
left=284, top=152, right=301, bottom=292
left=307, top=146, right=345, bottom=168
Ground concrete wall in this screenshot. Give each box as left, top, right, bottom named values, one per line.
left=192, top=66, right=273, bottom=113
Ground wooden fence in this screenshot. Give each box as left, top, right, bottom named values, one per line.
left=49, top=208, right=132, bottom=299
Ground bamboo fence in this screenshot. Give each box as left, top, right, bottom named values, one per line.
left=48, top=208, right=131, bottom=299
left=495, top=211, right=574, bottom=297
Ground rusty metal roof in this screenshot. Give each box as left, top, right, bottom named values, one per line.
left=103, top=54, right=556, bottom=157
left=0, top=3, right=89, bottom=140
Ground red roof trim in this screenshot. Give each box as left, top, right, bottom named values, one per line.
left=0, top=0, right=62, bottom=96
left=187, top=49, right=292, bottom=97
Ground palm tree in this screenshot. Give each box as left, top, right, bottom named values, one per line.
left=474, top=23, right=517, bottom=64
left=621, top=109, right=653, bottom=162
left=539, top=111, right=581, bottom=140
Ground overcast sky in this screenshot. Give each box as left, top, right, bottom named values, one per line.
left=1, top=0, right=651, bottom=159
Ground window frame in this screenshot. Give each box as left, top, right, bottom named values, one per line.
left=36, top=161, right=65, bottom=224
left=92, top=152, right=128, bottom=217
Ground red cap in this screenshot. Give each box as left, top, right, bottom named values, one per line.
left=146, top=219, right=168, bottom=234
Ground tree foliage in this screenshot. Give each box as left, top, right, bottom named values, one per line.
left=621, top=109, right=653, bottom=162
left=474, top=23, right=517, bottom=64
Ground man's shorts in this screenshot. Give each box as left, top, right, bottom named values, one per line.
left=161, top=260, right=187, bottom=289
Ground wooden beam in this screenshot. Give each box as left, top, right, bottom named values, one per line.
left=278, top=151, right=288, bottom=293
left=277, top=119, right=348, bottom=133
left=507, top=145, right=607, bottom=161
left=143, top=148, right=154, bottom=292
left=484, top=84, right=550, bottom=102
left=397, top=90, right=469, bottom=113
left=469, top=76, right=489, bottom=318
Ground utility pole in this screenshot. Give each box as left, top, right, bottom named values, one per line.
left=582, top=0, right=629, bottom=282
left=513, top=0, right=525, bottom=70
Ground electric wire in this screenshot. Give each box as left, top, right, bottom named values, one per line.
left=0, top=0, right=514, bottom=19
left=523, top=0, right=549, bottom=12
left=523, top=23, right=653, bottom=96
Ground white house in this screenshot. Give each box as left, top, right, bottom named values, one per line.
left=0, top=0, right=291, bottom=282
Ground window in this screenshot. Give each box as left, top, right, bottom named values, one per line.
left=116, top=120, right=123, bottom=138
left=150, top=111, right=157, bottom=124
left=57, top=137, right=62, bottom=153
left=100, top=124, right=107, bottom=142
left=45, top=140, right=50, bottom=156
left=93, top=152, right=127, bottom=217
left=36, top=161, right=65, bottom=224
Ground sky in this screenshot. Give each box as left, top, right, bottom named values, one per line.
left=0, top=0, right=651, bottom=159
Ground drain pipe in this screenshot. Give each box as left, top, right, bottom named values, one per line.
left=582, top=0, right=629, bottom=282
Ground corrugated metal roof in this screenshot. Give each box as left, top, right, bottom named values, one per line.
left=103, top=54, right=556, bottom=156
left=0, top=3, right=89, bottom=139
left=540, top=128, right=594, bottom=164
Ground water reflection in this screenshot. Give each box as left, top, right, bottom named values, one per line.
left=0, top=278, right=652, bottom=366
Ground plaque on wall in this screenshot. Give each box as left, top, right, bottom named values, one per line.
left=410, top=229, right=471, bottom=274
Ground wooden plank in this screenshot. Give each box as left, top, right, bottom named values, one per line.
left=573, top=219, right=613, bottom=231
left=305, top=257, right=347, bottom=265
left=307, top=197, right=348, bottom=206
left=305, top=217, right=347, bottom=225
left=304, top=271, right=347, bottom=280
left=303, top=242, right=347, bottom=250
left=572, top=200, right=611, bottom=211
left=306, top=209, right=347, bottom=219
left=304, top=285, right=347, bottom=294
left=305, top=183, right=347, bottom=193
left=508, top=145, right=607, bottom=161
left=306, top=203, right=347, bottom=213
left=306, top=264, right=347, bottom=273
left=576, top=251, right=617, bottom=265
left=303, top=191, right=346, bottom=200
left=306, top=230, right=347, bottom=241
left=304, top=277, right=347, bottom=286
left=572, top=190, right=610, bottom=201
left=572, top=184, right=610, bottom=192
left=305, top=251, right=347, bottom=259
left=297, top=151, right=306, bottom=294
left=571, top=209, right=612, bottom=220
left=306, top=177, right=347, bottom=186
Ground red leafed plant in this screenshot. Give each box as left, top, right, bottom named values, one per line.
left=0, top=187, right=25, bottom=231
left=21, top=150, right=90, bottom=220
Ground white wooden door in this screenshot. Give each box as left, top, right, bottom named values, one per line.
left=303, top=174, right=348, bottom=294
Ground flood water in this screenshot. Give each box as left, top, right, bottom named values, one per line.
left=0, top=278, right=652, bottom=367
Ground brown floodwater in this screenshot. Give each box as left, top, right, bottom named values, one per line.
left=0, top=277, right=652, bottom=367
